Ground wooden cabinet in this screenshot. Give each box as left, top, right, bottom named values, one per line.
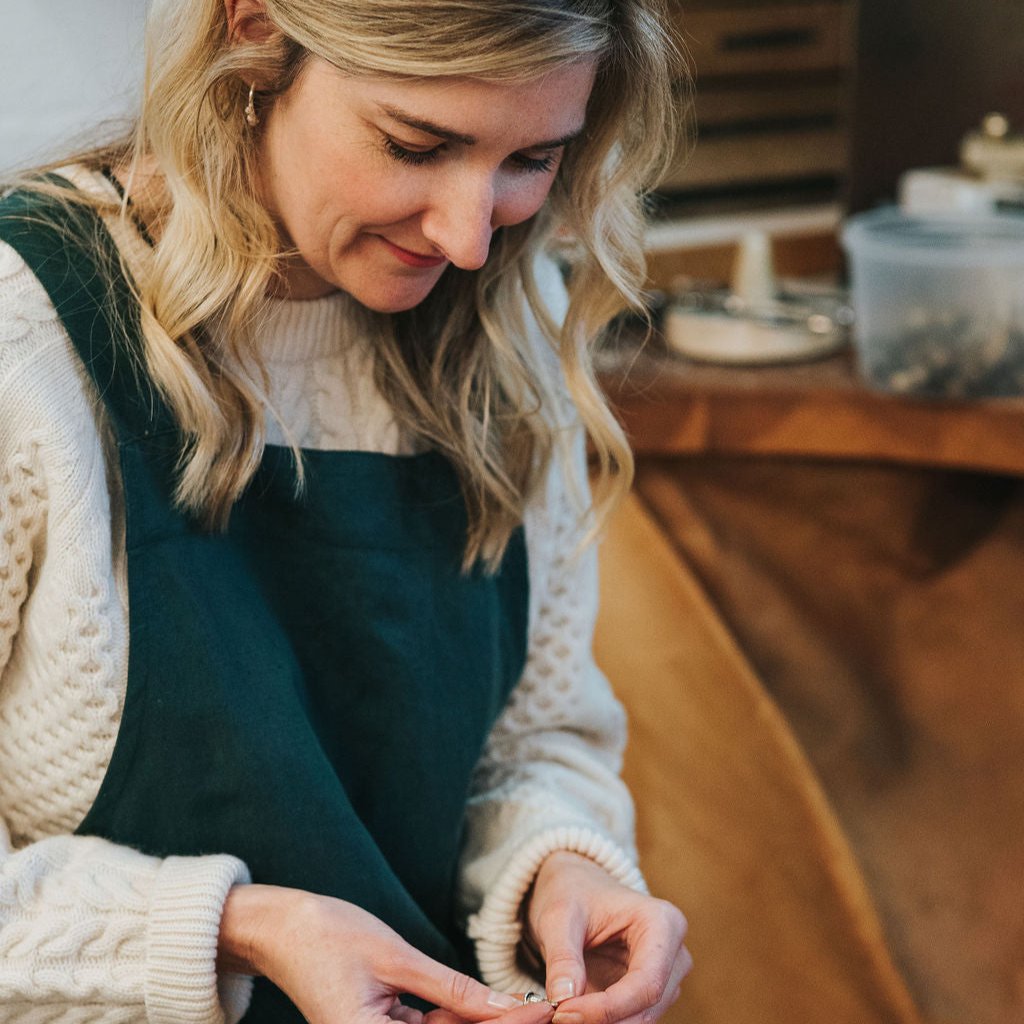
left=661, top=0, right=856, bottom=200
left=677, top=3, right=853, bottom=77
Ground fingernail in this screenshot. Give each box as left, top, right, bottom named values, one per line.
left=487, top=991, right=521, bottom=1010
left=547, top=977, right=576, bottom=1003
left=551, top=1013, right=584, bottom=1024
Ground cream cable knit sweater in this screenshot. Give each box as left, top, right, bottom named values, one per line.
left=0, top=170, right=643, bottom=1024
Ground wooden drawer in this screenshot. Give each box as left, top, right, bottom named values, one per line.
left=661, top=126, right=848, bottom=190
left=696, top=81, right=845, bottom=128
left=678, top=3, right=854, bottom=78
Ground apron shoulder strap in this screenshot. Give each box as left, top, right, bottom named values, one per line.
left=0, top=177, right=175, bottom=442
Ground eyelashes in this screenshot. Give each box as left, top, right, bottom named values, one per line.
left=380, top=137, right=440, bottom=166
left=381, top=136, right=559, bottom=174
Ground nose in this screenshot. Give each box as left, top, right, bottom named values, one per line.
left=420, top=173, right=495, bottom=271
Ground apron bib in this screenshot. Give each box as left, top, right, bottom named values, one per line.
left=0, top=187, right=529, bottom=1022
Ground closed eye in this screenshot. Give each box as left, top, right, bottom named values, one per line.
left=511, top=151, right=560, bottom=174
left=382, top=136, right=441, bottom=166
left=381, top=135, right=562, bottom=174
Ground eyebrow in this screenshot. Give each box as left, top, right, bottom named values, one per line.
left=377, top=104, right=585, bottom=150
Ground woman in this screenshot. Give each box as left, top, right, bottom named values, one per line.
left=0, top=2, right=688, bottom=1023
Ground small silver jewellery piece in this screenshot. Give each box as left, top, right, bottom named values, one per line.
left=245, top=83, right=259, bottom=127
left=522, top=991, right=548, bottom=1005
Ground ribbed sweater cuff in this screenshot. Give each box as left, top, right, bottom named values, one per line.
left=146, top=855, right=253, bottom=1024
left=466, top=825, right=647, bottom=994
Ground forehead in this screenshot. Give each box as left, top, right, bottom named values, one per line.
left=301, top=58, right=597, bottom=145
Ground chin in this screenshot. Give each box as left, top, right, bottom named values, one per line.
left=358, top=295, right=431, bottom=314
left=348, top=277, right=444, bottom=315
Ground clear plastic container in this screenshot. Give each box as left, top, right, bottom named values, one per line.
left=841, top=208, right=1024, bottom=398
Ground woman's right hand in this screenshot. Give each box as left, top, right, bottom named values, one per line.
left=218, top=883, right=551, bottom=1024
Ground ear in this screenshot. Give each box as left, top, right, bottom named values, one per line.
left=224, top=0, right=276, bottom=44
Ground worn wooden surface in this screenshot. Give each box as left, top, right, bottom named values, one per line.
left=590, top=348, right=1024, bottom=1021
left=621, top=457, right=1024, bottom=1024
left=594, top=493, right=926, bottom=1024
left=599, top=346, right=1024, bottom=478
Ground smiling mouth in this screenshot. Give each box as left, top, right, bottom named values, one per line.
left=377, top=236, right=448, bottom=269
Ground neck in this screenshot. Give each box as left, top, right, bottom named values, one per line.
left=109, top=154, right=167, bottom=242
left=267, top=253, right=340, bottom=301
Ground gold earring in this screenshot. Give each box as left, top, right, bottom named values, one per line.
left=245, top=83, right=259, bottom=128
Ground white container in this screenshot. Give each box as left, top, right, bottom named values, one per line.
left=841, top=208, right=1024, bottom=398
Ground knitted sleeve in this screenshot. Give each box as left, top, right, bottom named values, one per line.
left=456, top=260, right=646, bottom=994
left=0, top=240, right=252, bottom=1024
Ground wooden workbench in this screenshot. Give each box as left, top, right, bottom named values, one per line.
left=593, top=337, right=1024, bottom=1024
left=598, top=343, right=1024, bottom=478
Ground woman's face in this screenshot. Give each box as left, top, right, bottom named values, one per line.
left=256, top=58, right=597, bottom=309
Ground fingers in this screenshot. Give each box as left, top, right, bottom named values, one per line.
left=390, top=998, right=426, bottom=1024
left=533, top=896, right=589, bottom=1006
left=551, top=902, right=689, bottom=1024
left=608, top=943, right=693, bottom=1024
left=495, top=1005, right=556, bottom=1024
left=394, top=949, right=523, bottom=1021
left=424, top=1002, right=554, bottom=1024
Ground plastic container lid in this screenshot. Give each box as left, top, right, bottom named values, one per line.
left=842, top=207, right=1024, bottom=267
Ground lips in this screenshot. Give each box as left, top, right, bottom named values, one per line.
left=377, top=236, right=448, bottom=269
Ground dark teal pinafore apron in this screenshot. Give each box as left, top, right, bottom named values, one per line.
left=0, top=187, right=529, bottom=1022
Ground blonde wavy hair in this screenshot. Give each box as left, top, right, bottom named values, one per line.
left=13, top=0, right=684, bottom=569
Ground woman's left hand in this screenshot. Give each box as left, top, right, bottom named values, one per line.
left=524, top=851, right=692, bottom=1024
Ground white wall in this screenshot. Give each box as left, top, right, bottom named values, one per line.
left=0, top=1, right=148, bottom=172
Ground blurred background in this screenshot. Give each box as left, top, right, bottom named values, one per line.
left=0, top=1, right=146, bottom=171
left=644, top=0, right=1024, bottom=283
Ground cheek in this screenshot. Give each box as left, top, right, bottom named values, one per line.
left=268, top=120, right=420, bottom=239
left=281, top=165, right=425, bottom=255
left=494, top=176, right=559, bottom=228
